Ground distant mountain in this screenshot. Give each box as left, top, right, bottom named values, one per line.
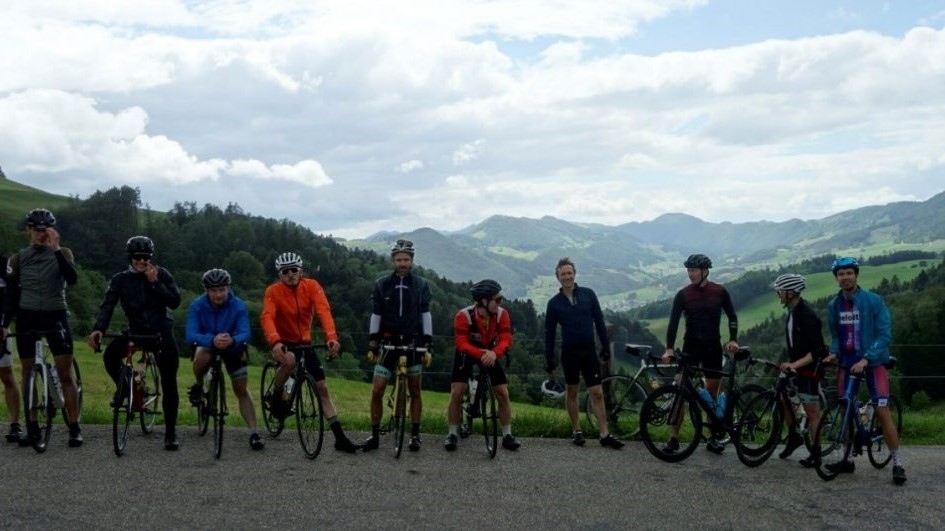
left=350, top=191, right=945, bottom=307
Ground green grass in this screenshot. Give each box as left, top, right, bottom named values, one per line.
left=3, top=345, right=942, bottom=444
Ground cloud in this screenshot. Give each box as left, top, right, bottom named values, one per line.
left=397, top=160, right=425, bottom=173
left=453, top=139, right=486, bottom=166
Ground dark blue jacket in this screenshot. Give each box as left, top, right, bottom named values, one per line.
left=544, top=285, right=608, bottom=364
left=185, top=291, right=251, bottom=350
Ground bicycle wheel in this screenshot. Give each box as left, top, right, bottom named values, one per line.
left=260, top=361, right=284, bottom=437
left=139, top=355, right=161, bottom=434
left=459, top=386, right=474, bottom=439
left=296, top=375, right=324, bottom=459
left=393, top=374, right=408, bottom=458
left=585, top=375, right=646, bottom=440
left=26, top=363, right=53, bottom=454
left=112, top=367, right=133, bottom=457
left=210, top=369, right=225, bottom=459
left=197, top=372, right=211, bottom=436
left=61, top=357, right=83, bottom=424
left=733, top=390, right=782, bottom=467
left=639, top=384, right=702, bottom=463
left=480, top=376, right=498, bottom=458
left=867, top=396, right=902, bottom=469
left=814, top=400, right=852, bottom=481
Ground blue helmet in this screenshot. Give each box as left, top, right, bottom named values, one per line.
left=831, top=256, right=859, bottom=275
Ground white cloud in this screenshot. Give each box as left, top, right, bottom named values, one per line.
left=397, top=160, right=425, bottom=173
left=452, top=139, right=486, bottom=166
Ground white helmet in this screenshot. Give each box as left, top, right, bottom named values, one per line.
left=541, top=379, right=566, bottom=399
left=773, top=273, right=806, bottom=293
left=274, top=252, right=303, bottom=271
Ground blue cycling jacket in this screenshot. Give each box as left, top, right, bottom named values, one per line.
left=185, top=291, right=251, bottom=350
left=827, top=286, right=891, bottom=366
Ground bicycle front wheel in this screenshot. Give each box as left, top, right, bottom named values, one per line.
left=586, top=375, right=646, bottom=440
left=639, top=384, right=702, bottom=463
left=210, top=369, right=225, bottom=459
left=733, top=390, right=782, bottom=467
left=480, top=376, right=498, bottom=458
left=260, top=361, right=284, bottom=437
left=867, top=396, right=902, bottom=469
left=296, top=376, right=324, bottom=459
left=26, top=363, right=53, bottom=454
left=63, top=357, right=83, bottom=425
left=813, top=400, right=852, bottom=481
left=393, top=374, right=408, bottom=458
left=139, top=355, right=161, bottom=434
left=196, top=373, right=210, bottom=436
left=112, top=367, right=133, bottom=457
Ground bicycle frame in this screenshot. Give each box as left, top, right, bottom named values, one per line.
left=105, top=332, right=162, bottom=456
left=378, top=343, right=427, bottom=458
left=260, top=344, right=326, bottom=459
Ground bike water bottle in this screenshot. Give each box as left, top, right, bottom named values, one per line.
left=48, top=366, right=65, bottom=408
left=133, top=372, right=144, bottom=410
left=715, top=392, right=727, bottom=418
left=285, top=376, right=296, bottom=396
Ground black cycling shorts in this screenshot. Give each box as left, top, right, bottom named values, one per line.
left=286, top=345, right=325, bottom=382
left=449, top=350, right=508, bottom=386
left=13, top=309, right=73, bottom=358
left=561, top=342, right=602, bottom=387
left=680, top=339, right=723, bottom=374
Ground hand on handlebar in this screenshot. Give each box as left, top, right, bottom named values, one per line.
left=88, top=330, right=103, bottom=351
left=724, top=340, right=740, bottom=353
left=661, top=348, right=675, bottom=364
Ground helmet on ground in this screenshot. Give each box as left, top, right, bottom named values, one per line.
left=831, top=256, right=859, bottom=275
left=470, top=279, right=502, bottom=301
left=390, top=239, right=415, bottom=257
left=541, top=379, right=566, bottom=399
left=773, top=273, right=806, bottom=293
left=684, top=253, right=712, bottom=269
left=274, top=252, right=303, bottom=271
left=202, top=268, right=231, bottom=288
left=25, top=208, right=56, bottom=229
left=126, top=236, right=155, bottom=255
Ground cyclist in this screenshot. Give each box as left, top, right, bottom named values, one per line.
left=361, top=239, right=433, bottom=452
left=0, top=251, right=24, bottom=443
left=1, top=209, right=82, bottom=447
left=661, top=253, right=739, bottom=454
left=260, top=252, right=360, bottom=453
left=185, top=268, right=264, bottom=451
left=772, top=273, right=827, bottom=467
left=87, top=236, right=183, bottom=451
left=824, top=257, right=906, bottom=485
left=544, top=257, right=624, bottom=449
left=443, top=279, right=521, bottom=452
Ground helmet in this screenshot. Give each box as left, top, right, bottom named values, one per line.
left=773, top=273, right=806, bottom=293
left=540, top=379, right=566, bottom=399
left=470, top=279, right=502, bottom=301
left=201, top=268, right=231, bottom=288
left=25, top=208, right=56, bottom=229
left=831, top=256, right=859, bottom=275
left=390, top=239, right=415, bottom=257
left=274, top=252, right=303, bottom=271
left=684, top=253, right=712, bottom=269
left=126, top=236, right=155, bottom=255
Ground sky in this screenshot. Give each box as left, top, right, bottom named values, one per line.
left=2, top=1, right=944, bottom=240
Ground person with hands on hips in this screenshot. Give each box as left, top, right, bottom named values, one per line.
left=544, top=257, right=624, bottom=449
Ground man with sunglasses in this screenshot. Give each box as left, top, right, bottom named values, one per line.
left=361, top=239, right=433, bottom=452
left=260, top=251, right=360, bottom=453
left=2, top=208, right=82, bottom=447
left=88, top=235, right=183, bottom=450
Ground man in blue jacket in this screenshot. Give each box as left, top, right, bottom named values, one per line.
left=825, top=257, right=905, bottom=485
left=185, top=268, right=264, bottom=451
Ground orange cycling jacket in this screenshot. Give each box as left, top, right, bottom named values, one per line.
left=453, top=305, right=512, bottom=359
left=260, top=278, right=338, bottom=347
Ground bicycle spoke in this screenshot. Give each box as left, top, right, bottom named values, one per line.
left=296, top=376, right=324, bottom=459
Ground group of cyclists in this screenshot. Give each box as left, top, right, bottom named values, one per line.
left=0, top=208, right=908, bottom=485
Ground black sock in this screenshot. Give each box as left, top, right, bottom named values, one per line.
left=412, top=423, right=420, bottom=437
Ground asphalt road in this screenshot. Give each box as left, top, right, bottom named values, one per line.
left=2, top=425, right=943, bottom=530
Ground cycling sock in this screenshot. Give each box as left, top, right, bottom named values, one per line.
left=502, top=424, right=512, bottom=436
left=449, top=424, right=459, bottom=436
left=891, top=449, right=902, bottom=466
left=412, top=423, right=420, bottom=436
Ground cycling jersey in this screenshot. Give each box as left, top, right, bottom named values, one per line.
left=185, top=291, right=251, bottom=351
left=544, top=284, right=608, bottom=360
left=369, top=271, right=432, bottom=341
left=92, top=266, right=181, bottom=334
left=2, top=245, right=77, bottom=322
left=454, top=305, right=512, bottom=359
left=665, top=281, right=738, bottom=349
left=784, top=298, right=827, bottom=379
left=827, top=286, right=891, bottom=366
left=261, top=277, right=338, bottom=346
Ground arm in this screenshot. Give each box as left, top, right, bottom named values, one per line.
left=311, top=283, right=339, bottom=343
left=543, top=301, right=558, bottom=371
left=91, top=274, right=121, bottom=333
left=55, top=248, right=78, bottom=286
left=494, top=309, right=513, bottom=357
left=863, top=294, right=892, bottom=363
left=153, top=268, right=181, bottom=310
left=184, top=298, right=214, bottom=348
left=589, top=289, right=609, bottom=348
left=1, top=255, right=18, bottom=328
left=231, top=299, right=252, bottom=346
left=420, top=279, right=433, bottom=337
left=260, top=287, right=281, bottom=347
left=826, top=297, right=840, bottom=354
left=721, top=287, right=738, bottom=342
left=664, top=291, right=684, bottom=350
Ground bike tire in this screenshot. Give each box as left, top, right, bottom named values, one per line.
left=481, top=376, right=498, bottom=458
left=733, top=390, right=782, bottom=467
left=197, top=372, right=211, bottom=436
left=639, top=384, right=702, bottom=463
left=61, top=357, right=83, bottom=425
left=867, top=395, right=902, bottom=469
left=208, top=369, right=224, bottom=459
left=393, top=374, right=408, bottom=459
left=585, top=375, right=646, bottom=440
left=813, top=400, right=851, bottom=481
left=25, top=363, right=53, bottom=454
left=260, top=361, right=284, bottom=437
left=139, top=353, right=161, bottom=434
left=296, top=375, right=325, bottom=459
left=112, top=367, right=133, bottom=457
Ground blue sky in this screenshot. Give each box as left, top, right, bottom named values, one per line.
left=1, top=1, right=944, bottom=240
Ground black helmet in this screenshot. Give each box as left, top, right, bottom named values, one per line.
left=684, top=253, right=712, bottom=269
left=470, top=279, right=502, bottom=301
left=126, top=236, right=155, bottom=255
left=202, top=268, right=231, bottom=288
left=390, top=239, right=415, bottom=257
left=25, top=208, right=56, bottom=229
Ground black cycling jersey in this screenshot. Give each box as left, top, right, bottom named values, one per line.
left=665, top=281, right=738, bottom=348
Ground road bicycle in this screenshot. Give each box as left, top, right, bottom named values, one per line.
left=813, top=359, right=903, bottom=481
left=582, top=343, right=676, bottom=440
left=639, top=347, right=779, bottom=466
left=10, top=330, right=83, bottom=453
left=455, top=355, right=505, bottom=458
left=192, top=347, right=230, bottom=459
left=101, top=332, right=162, bottom=456
left=260, top=344, right=326, bottom=459
left=375, top=343, right=429, bottom=458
